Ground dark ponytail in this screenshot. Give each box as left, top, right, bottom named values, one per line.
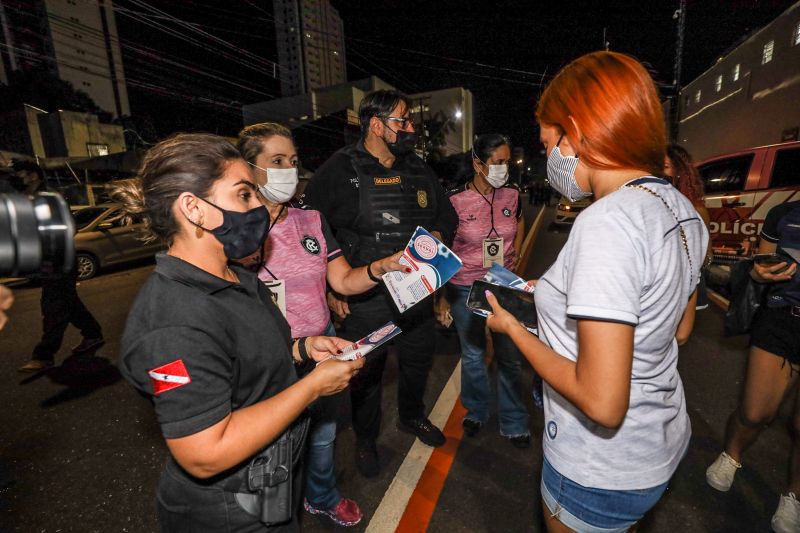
left=110, top=133, right=242, bottom=245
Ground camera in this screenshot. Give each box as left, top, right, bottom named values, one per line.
left=0, top=193, right=75, bottom=277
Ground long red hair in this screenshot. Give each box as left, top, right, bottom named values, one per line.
left=536, top=51, right=666, bottom=177
left=666, top=143, right=704, bottom=205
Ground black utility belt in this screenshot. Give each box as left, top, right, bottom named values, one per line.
left=225, top=415, right=310, bottom=526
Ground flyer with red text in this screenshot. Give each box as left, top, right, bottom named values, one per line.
left=381, top=227, right=462, bottom=313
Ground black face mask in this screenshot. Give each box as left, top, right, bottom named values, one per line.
left=384, top=125, right=418, bottom=156
left=194, top=197, right=270, bottom=260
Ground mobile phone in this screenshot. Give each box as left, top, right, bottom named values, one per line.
left=467, top=280, right=537, bottom=329
left=753, top=253, right=788, bottom=266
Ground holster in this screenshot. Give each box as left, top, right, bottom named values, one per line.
left=233, top=416, right=310, bottom=526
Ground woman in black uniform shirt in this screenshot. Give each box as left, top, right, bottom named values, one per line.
left=114, top=133, right=363, bottom=532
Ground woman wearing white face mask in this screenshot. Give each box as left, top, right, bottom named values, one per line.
left=236, top=123, right=405, bottom=527
left=484, top=52, right=707, bottom=532
left=435, top=133, right=530, bottom=447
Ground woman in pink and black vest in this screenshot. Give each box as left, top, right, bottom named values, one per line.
left=236, top=123, right=405, bottom=527
left=438, top=133, right=530, bottom=447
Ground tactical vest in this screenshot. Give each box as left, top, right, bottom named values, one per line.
left=336, top=144, right=438, bottom=267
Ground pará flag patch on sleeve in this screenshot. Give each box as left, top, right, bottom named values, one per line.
left=148, top=359, right=192, bottom=395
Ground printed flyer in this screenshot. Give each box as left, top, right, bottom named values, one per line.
left=334, top=321, right=402, bottom=361
left=381, top=227, right=463, bottom=313
left=482, top=263, right=535, bottom=295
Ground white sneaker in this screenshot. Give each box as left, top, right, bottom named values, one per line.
left=706, top=451, right=741, bottom=492
left=772, top=493, right=800, bottom=533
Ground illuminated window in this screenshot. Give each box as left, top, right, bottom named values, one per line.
left=732, top=63, right=740, bottom=81
left=87, top=143, right=109, bottom=157
left=695, top=89, right=701, bottom=103
left=715, top=75, right=722, bottom=92
left=762, top=40, right=774, bottom=64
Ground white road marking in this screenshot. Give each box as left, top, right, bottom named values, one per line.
left=365, top=361, right=462, bottom=533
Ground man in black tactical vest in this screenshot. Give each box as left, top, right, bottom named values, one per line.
left=303, top=90, right=458, bottom=478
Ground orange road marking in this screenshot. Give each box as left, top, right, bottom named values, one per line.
left=394, top=399, right=468, bottom=532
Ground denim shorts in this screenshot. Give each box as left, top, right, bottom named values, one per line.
left=540, top=458, right=669, bottom=533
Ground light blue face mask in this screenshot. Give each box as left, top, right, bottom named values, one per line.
left=546, top=136, right=592, bottom=202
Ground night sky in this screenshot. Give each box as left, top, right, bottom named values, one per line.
left=114, top=0, right=797, bottom=153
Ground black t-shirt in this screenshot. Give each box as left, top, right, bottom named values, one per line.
left=302, top=140, right=458, bottom=244
left=761, top=200, right=800, bottom=307
left=120, top=254, right=297, bottom=439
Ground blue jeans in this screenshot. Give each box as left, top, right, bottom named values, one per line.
left=304, top=322, right=341, bottom=509
left=541, top=457, right=669, bottom=532
left=447, top=284, right=529, bottom=437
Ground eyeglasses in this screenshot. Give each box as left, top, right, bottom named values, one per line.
left=379, top=115, right=414, bottom=129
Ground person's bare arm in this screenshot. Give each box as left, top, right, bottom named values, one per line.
left=486, top=292, right=634, bottom=428
left=326, top=291, right=350, bottom=320
left=0, top=286, right=13, bottom=330
left=435, top=291, right=451, bottom=327
left=326, top=252, right=408, bottom=296
left=751, top=240, right=797, bottom=282
left=167, top=339, right=363, bottom=478
left=675, top=289, right=698, bottom=346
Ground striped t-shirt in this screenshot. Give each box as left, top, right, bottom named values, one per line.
left=258, top=208, right=342, bottom=337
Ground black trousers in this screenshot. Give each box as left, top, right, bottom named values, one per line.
left=32, top=275, right=102, bottom=361
left=342, top=289, right=436, bottom=441
left=155, top=459, right=301, bottom=533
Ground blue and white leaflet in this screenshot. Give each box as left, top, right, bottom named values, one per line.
left=333, top=321, right=402, bottom=361
left=381, top=227, right=463, bottom=313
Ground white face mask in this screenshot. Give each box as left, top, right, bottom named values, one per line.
left=250, top=163, right=299, bottom=204
left=546, top=140, right=591, bottom=202
left=486, top=164, right=509, bottom=188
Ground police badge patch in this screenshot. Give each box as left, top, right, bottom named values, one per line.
left=417, top=190, right=428, bottom=208
left=301, top=235, right=321, bottom=255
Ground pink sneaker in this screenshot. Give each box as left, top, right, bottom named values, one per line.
left=304, top=497, right=363, bottom=527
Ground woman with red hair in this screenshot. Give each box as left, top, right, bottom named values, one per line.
left=486, top=51, right=708, bottom=532
left=665, top=143, right=712, bottom=310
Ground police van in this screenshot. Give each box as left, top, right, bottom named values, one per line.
left=699, top=141, right=800, bottom=283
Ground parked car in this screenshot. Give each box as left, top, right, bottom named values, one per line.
left=698, top=141, right=800, bottom=284
left=73, top=203, right=163, bottom=280
left=554, top=196, right=592, bottom=225
left=57, top=183, right=114, bottom=211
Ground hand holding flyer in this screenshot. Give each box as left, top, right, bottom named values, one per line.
left=381, top=227, right=463, bottom=313
left=332, top=321, right=402, bottom=361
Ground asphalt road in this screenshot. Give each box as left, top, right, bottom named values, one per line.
left=0, top=203, right=794, bottom=532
